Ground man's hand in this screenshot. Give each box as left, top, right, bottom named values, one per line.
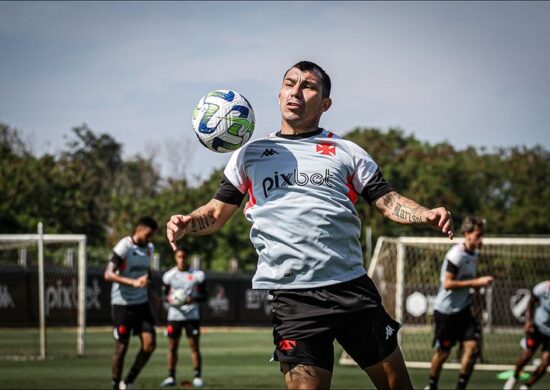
left=474, top=276, right=494, bottom=288
left=132, top=274, right=149, bottom=288
left=424, top=207, right=454, bottom=239
left=166, top=214, right=192, bottom=251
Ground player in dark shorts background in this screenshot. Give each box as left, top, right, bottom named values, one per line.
left=160, top=248, right=207, bottom=388
left=426, top=217, right=494, bottom=390
left=166, top=61, right=454, bottom=389
left=504, top=280, right=550, bottom=390
left=104, top=216, right=158, bottom=390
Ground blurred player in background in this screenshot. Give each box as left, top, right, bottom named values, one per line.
left=166, top=60, right=454, bottom=389
left=104, top=217, right=158, bottom=390
left=426, top=216, right=494, bottom=390
left=160, top=247, right=207, bottom=388
left=504, top=280, right=550, bottom=390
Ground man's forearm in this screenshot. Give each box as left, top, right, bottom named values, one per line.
left=443, top=279, right=478, bottom=290
left=378, top=191, right=429, bottom=224
left=184, top=199, right=224, bottom=236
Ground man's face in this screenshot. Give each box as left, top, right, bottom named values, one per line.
left=175, top=250, right=187, bottom=270
left=464, top=227, right=484, bottom=250
left=134, top=225, right=155, bottom=246
left=278, top=67, right=331, bottom=129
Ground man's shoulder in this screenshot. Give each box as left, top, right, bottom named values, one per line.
left=445, top=244, right=465, bottom=262
left=533, top=281, right=550, bottom=297
left=193, top=270, right=206, bottom=282
left=162, top=266, right=179, bottom=283
left=113, top=236, right=133, bottom=253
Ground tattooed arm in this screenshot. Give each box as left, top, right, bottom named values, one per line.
left=166, top=199, right=239, bottom=250
left=375, top=191, right=454, bottom=239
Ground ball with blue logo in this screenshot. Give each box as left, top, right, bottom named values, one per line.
left=192, top=90, right=255, bottom=153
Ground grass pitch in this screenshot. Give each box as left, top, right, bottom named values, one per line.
left=1, top=327, right=549, bottom=389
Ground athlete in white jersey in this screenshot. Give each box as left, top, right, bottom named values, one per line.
left=167, top=61, right=454, bottom=390
left=160, top=248, right=207, bottom=388
left=426, top=217, right=494, bottom=390
left=104, top=217, right=158, bottom=390
left=504, top=280, right=550, bottom=390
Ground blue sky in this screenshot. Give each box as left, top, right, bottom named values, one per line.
left=1, top=2, right=549, bottom=180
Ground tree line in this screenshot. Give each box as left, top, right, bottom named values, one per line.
left=1, top=123, right=548, bottom=271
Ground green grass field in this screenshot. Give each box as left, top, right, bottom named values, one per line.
left=1, top=327, right=549, bottom=389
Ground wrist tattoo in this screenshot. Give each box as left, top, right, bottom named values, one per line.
left=383, top=192, right=427, bottom=224
left=189, top=208, right=215, bottom=233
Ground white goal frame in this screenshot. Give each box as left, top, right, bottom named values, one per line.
left=0, top=224, right=87, bottom=359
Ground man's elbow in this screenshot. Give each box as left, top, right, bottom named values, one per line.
left=104, top=271, right=114, bottom=282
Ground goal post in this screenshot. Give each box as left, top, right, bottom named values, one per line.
left=0, top=227, right=87, bottom=360
left=340, top=236, right=550, bottom=370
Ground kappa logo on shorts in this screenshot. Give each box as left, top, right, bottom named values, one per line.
left=385, top=325, right=394, bottom=340
left=278, top=339, right=297, bottom=351
left=260, top=149, right=279, bottom=157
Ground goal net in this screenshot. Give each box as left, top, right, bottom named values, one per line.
left=340, top=236, right=550, bottom=370
left=0, top=226, right=86, bottom=360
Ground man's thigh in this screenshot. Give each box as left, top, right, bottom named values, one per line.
left=281, top=363, right=332, bottom=390
left=335, top=306, right=400, bottom=369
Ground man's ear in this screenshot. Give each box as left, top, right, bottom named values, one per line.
left=321, top=97, right=332, bottom=113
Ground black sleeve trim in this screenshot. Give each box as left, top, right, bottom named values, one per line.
left=213, top=175, right=246, bottom=206
left=361, top=169, right=394, bottom=203
left=110, top=253, right=124, bottom=269
left=446, top=261, right=459, bottom=274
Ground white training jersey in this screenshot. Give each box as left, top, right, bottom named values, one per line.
left=222, top=129, right=391, bottom=289
left=433, top=244, right=479, bottom=314
left=110, top=236, right=153, bottom=305
left=532, top=280, right=550, bottom=337
left=162, top=267, right=206, bottom=321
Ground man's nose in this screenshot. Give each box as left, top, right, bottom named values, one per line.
left=290, top=83, right=303, bottom=97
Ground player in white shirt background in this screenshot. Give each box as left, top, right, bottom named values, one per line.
left=167, top=61, right=454, bottom=389
left=160, top=247, right=207, bottom=388
left=426, top=216, right=494, bottom=390
left=504, top=280, right=550, bottom=390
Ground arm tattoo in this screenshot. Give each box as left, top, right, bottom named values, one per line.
left=188, top=200, right=218, bottom=233
left=381, top=192, right=428, bottom=224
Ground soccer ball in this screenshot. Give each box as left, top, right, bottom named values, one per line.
left=192, top=377, right=203, bottom=388
left=192, top=90, right=255, bottom=153
left=171, top=289, right=188, bottom=306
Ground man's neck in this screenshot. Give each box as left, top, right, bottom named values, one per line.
left=280, top=121, right=320, bottom=135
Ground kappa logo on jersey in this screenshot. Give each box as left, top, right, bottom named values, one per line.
left=385, top=324, right=394, bottom=340
left=260, top=148, right=279, bottom=157
left=262, top=169, right=334, bottom=198
left=316, top=143, right=336, bottom=156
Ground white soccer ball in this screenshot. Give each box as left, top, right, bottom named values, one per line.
left=192, top=90, right=255, bottom=153
left=192, top=377, right=203, bottom=388
left=171, top=289, right=188, bottom=306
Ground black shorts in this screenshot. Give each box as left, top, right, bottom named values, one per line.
left=270, top=275, right=400, bottom=372
left=526, top=326, right=550, bottom=352
left=111, top=303, right=155, bottom=340
left=433, top=306, right=480, bottom=351
left=167, top=320, right=201, bottom=339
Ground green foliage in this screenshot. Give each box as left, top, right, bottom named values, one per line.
left=1, top=123, right=548, bottom=270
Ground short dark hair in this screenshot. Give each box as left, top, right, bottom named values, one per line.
left=137, top=216, right=158, bottom=231
left=175, top=247, right=188, bottom=257
left=284, top=60, right=332, bottom=98
left=461, top=216, right=485, bottom=233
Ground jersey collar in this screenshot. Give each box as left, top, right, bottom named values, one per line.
left=276, top=128, right=324, bottom=139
